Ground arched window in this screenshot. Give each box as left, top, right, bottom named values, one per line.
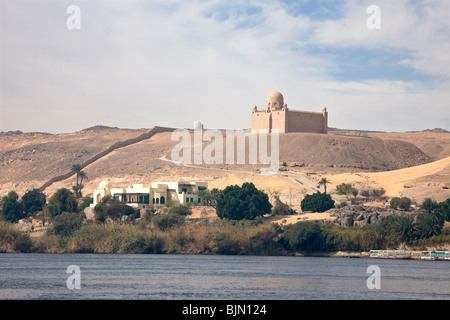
left=160, top=196, right=165, bottom=205
left=156, top=198, right=159, bottom=204
left=153, top=198, right=155, bottom=204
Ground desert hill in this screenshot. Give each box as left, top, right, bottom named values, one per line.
left=0, top=126, right=449, bottom=204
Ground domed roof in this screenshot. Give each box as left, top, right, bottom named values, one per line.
left=267, top=91, right=284, bottom=110
left=268, top=91, right=283, bottom=100
left=99, top=180, right=112, bottom=190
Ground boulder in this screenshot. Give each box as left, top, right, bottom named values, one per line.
left=341, top=216, right=354, bottom=227
left=84, top=207, right=95, bottom=220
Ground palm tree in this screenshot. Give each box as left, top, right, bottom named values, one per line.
left=71, top=164, right=88, bottom=199
left=420, top=197, right=443, bottom=226
left=318, top=178, right=329, bottom=194
left=414, top=212, right=443, bottom=238
left=420, top=197, right=438, bottom=214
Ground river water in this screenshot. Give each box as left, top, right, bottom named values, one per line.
left=0, top=253, right=448, bottom=300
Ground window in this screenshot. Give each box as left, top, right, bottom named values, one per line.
left=160, top=196, right=165, bottom=205
left=198, top=198, right=201, bottom=203
left=156, top=198, right=159, bottom=204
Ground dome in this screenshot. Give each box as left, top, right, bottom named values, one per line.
left=267, top=91, right=284, bottom=110
left=98, top=180, right=112, bottom=190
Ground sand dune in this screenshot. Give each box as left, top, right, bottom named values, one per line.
left=315, top=156, right=450, bottom=202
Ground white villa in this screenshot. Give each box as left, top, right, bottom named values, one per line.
left=91, top=181, right=208, bottom=208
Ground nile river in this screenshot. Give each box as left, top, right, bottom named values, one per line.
left=0, top=254, right=448, bottom=300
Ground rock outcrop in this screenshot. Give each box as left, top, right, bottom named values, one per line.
left=327, top=205, right=415, bottom=227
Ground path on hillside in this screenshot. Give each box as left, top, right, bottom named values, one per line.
left=275, top=173, right=321, bottom=192
left=159, top=155, right=321, bottom=192
left=39, top=126, right=175, bottom=192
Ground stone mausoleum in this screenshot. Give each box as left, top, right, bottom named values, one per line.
left=252, top=91, right=328, bottom=134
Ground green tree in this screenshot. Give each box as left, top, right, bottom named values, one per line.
left=51, top=212, right=83, bottom=237
left=318, top=178, right=329, bottom=194
left=1, top=191, right=24, bottom=222
left=336, top=183, right=352, bottom=196
left=93, top=195, right=134, bottom=223
left=414, top=211, right=443, bottom=238
left=350, top=187, right=358, bottom=199
left=198, top=188, right=220, bottom=208
left=420, top=197, right=444, bottom=228
left=282, top=221, right=325, bottom=253
left=390, top=197, right=412, bottom=211
left=47, top=188, right=78, bottom=219
left=21, top=189, right=46, bottom=215
left=78, top=197, right=93, bottom=213
left=71, top=164, right=88, bottom=199
left=382, top=215, right=415, bottom=244
left=436, top=198, right=450, bottom=222
left=301, top=192, right=335, bottom=213
left=216, top=182, right=271, bottom=220
left=420, top=198, right=439, bottom=214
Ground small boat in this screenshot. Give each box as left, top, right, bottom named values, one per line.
left=369, top=250, right=412, bottom=259
left=420, top=251, right=450, bottom=261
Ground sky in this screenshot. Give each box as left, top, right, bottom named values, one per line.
left=0, top=0, right=449, bottom=133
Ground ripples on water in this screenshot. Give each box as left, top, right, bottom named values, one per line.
left=0, top=254, right=448, bottom=300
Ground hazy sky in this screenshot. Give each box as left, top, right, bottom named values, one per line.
left=1, top=0, right=449, bottom=133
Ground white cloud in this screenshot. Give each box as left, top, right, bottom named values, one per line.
left=0, top=0, right=448, bottom=133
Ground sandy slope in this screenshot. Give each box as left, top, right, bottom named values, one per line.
left=313, top=156, right=450, bottom=202
left=0, top=128, right=449, bottom=205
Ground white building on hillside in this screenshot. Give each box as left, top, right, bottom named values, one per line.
left=91, top=181, right=208, bottom=207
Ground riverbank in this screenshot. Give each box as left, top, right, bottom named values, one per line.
left=2, top=217, right=449, bottom=256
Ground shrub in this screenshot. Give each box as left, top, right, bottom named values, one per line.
left=66, top=223, right=165, bottom=253
left=271, top=196, right=292, bottom=216
left=216, top=182, right=271, bottom=220
left=168, top=204, right=192, bottom=216
left=336, top=183, right=352, bottom=195
left=152, top=213, right=185, bottom=231
left=282, top=221, right=325, bottom=253
left=78, top=197, right=93, bottom=213
left=0, top=222, right=33, bottom=252
left=301, top=192, right=335, bottom=213
left=51, top=212, right=83, bottom=237
left=94, top=195, right=134, bottom=222
left=389, top=197, right=411, bottom=210
left=213, top=233, right=242, bottom=255
left=12, top=234, right=33, bottom=253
